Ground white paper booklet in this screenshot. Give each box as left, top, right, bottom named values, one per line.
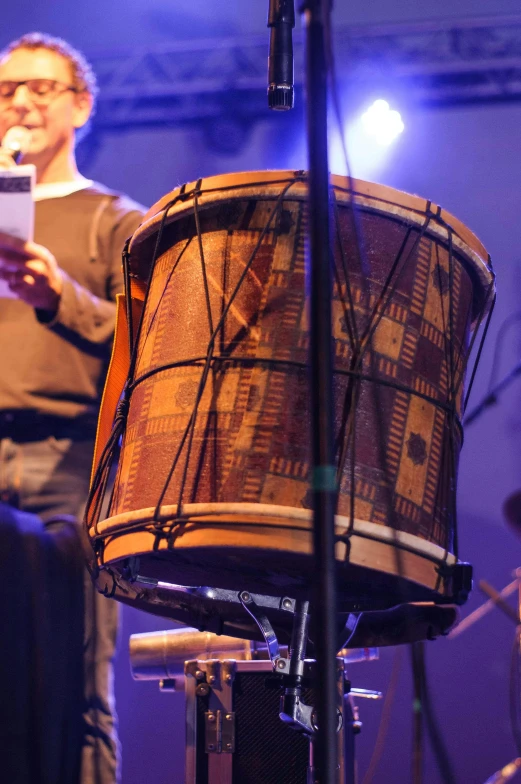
left=0, top=164, right=36, bottom=299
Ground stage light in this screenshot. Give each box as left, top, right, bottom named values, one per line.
left=327, top=98, right=405, bottom=180
left=361, top=99, right=404, bottom=146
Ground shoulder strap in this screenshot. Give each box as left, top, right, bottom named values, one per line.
left=90, top=290, right=144, bottom=486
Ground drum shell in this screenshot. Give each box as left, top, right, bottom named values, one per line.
left=112, top=189, right=473, bottom=550
left=89, top=172, right=494, bottom=605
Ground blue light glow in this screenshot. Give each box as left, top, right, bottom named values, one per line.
left=328, top=99, right=405, bottom=180
left=361, top=99, right=405, bottom=146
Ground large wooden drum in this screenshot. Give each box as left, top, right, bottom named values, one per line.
left=87, top=171, right=494, bottom=613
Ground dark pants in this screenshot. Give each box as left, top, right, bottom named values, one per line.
left=0, top=435, right=119, bottom=784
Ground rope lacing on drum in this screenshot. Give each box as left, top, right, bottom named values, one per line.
left=91, top=174, right=309, bottom=539
left=115, top=386, right=130, bottom=422
left=151, top=176, right=307, bottom=536
left=128, top=356, right=465, bottom=430
left=87, top=181, right=199, bottom=534
left=87, top=175, right=312, bottom=548
left=86, top=384, right=132, bottom=536
left=333, top=188, right=440, bottom=565
left=88, top=173, right=495, bottom=608
left=328, top=184, right=492, bottom=581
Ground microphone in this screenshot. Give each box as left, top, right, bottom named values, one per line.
left=483, top=757, right=521, bottom=784
left=1, top=125, right=32, bottom=163
left=267, top=0, right=295, bottom=111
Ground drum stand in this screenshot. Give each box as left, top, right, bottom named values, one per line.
left=128, top=569, right=464, bottom=783
left=129, top=594, right=382, bottom=784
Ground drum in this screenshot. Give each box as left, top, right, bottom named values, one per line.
left=87, top=171, right=494, bottom=618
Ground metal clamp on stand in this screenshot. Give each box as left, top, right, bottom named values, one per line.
left=279, top=599, right=315, bottom=735
left=239, top=591, right=334, bottom=738
left=239, top=590, right=317, bottom=733
left=239, top=590, right=284, bottom=665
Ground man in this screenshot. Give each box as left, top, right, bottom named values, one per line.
left=0, top=33, right=145, bottom=783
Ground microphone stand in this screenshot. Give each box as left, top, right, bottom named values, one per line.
left=265, top=1, right=343, bottom=778
left=300, top=1, right=339, bottom=782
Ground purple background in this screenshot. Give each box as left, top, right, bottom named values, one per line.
left=3, top=2, right=521, bottom=781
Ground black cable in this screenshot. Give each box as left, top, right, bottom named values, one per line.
left=418, top=646, right=458, bottom=784
left=323, top=19, right=408, bottom=590
left=411, top=642, right=424, bottom=784
left=462, top=279, right=497, bottom=414
left=487, top=311, right=521, bottom=394
left=91, top=569, right=102, bottom=784
left=362, top=648, right=404, bottom=784
left=324, top=14, right=496, bottom=567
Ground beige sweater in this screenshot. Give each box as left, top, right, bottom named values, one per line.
left=0, top=184, right=144, bottom=420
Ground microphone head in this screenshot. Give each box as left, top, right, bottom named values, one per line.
left=268, top=84, right=294, bottom=111
left=2, top=125, right=32, bottom=157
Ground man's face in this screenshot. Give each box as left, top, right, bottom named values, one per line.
left=0, top=47, right=91, bottom=160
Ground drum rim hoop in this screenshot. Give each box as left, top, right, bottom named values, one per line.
left=90, top=501, right=456, bottom=567
left=128, top=170, right=493, bottom=312
left=131, top=171, right=488, bottom=261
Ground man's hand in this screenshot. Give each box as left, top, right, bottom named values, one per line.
left=0, top=232, right=63, bottom=312
left=0, top=149, right=17, bottom=171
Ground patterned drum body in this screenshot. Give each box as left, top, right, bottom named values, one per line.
left=90, top=172, right=493, bottom=608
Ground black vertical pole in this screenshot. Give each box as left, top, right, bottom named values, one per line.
left=301, top=1, right=338, bottom=782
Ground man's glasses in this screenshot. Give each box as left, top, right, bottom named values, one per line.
left=0, top=79, right=78, bottom=106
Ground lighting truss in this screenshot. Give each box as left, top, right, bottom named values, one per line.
left=90, top=14, right=521, bottom=130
